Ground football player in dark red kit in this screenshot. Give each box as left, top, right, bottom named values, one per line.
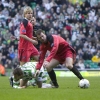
left=18, top=6, right=39, bottom=66
left=35, top=29, right=84, bottom=88
left=9, top=7, right=40, bottom=88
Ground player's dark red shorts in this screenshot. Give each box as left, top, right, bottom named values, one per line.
left=18, top=49, right=39, bottom=62
left=53, top=45, right=76, bottom=64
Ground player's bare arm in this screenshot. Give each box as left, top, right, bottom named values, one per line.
left=20, top=34, right=38, bottom=45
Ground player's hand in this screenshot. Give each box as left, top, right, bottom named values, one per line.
left=34, top=70, right=40, bottom=77
left=43, top=61, right=49, bottom=68
left=22, top=86, right=26, bottom=88
left=31, top=39, right=38, bottom=45
left=18, top=86, right=26, bottom=89
left=32, top=36, right=37, bottom=40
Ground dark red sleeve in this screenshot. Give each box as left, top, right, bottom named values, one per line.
left=20, top=23, right=26, bottom=35
left=20, top=19, right=28, bottom=35
left=46, top=35, right=59, bottom=62
left=36, top=46, right=47, bottom=70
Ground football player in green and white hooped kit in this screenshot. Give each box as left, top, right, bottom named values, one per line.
left=9, top=62, right=52, bottom=89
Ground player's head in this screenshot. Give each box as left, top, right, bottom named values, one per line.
left=30, top=17, right=36, bottom=25
left=35, top=29, right=47, bottom=43
left=13, top=67, right=23, bottom=81
left=23, top=6, right=33, bottom=20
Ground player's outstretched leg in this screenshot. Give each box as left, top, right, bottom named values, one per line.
left=70, top=66, right=84, bottom=80
left=48, top=69, right=59, bottom=88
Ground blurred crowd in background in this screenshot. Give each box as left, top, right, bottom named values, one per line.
left=0, top=0, right=100, bottom=73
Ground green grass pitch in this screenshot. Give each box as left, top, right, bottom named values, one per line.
left=0, top=76, right=100, bottom=100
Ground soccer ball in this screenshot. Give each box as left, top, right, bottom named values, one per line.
left=79, top=79, right=90, bottom=88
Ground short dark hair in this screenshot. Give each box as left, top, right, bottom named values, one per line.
left=13, top=67, right=23, bottom=76
left=35, top=29, right=45, bottom=36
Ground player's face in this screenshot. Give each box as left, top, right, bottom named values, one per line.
left=30, top=17, right=36, bottom=25
left=37, top=32, right=47, bottom=43
left=14, top=74, right=23, bottom=81
left=25, top=11, right=33, bottom=20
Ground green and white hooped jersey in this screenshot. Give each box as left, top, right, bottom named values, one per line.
left=21, top=62, right=36, bottom=80
left=12, top=62, right=48, bottom=88
left=20, top=62, right=47, bottom=81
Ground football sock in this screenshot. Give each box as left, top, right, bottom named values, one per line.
left=48, top=69, right=59, bottom=88
left=9, top=76, right=13, bottom=87
left=70, top=66, right=84, bottom=80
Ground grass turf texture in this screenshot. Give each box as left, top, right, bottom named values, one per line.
left=0, top=76, right=100, bottom=100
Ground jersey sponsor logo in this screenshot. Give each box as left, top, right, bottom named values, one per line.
left=22, top=30, right=26, bottom=33
left=22, top=56, right=26, bottom=60
left=51, top=43, right=54, bottom=47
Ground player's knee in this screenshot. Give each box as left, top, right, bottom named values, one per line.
left=45, top=66, right=52, bottom=72
left=65, top=63, right=73, bottom=69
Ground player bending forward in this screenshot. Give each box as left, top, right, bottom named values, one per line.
left=9, top=62, right=52, bottom=89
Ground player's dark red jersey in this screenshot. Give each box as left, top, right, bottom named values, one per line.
left=36, top=35, right=76, bottom=70
left=18, top=19, right=35, bottom=50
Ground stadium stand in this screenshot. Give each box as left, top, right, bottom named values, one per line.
left=0, top=0, right=100, bottom=76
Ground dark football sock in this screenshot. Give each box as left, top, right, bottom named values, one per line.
left=48, top=69, right=59, bottom=87
left=70, top=66, right=84, bottom=80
